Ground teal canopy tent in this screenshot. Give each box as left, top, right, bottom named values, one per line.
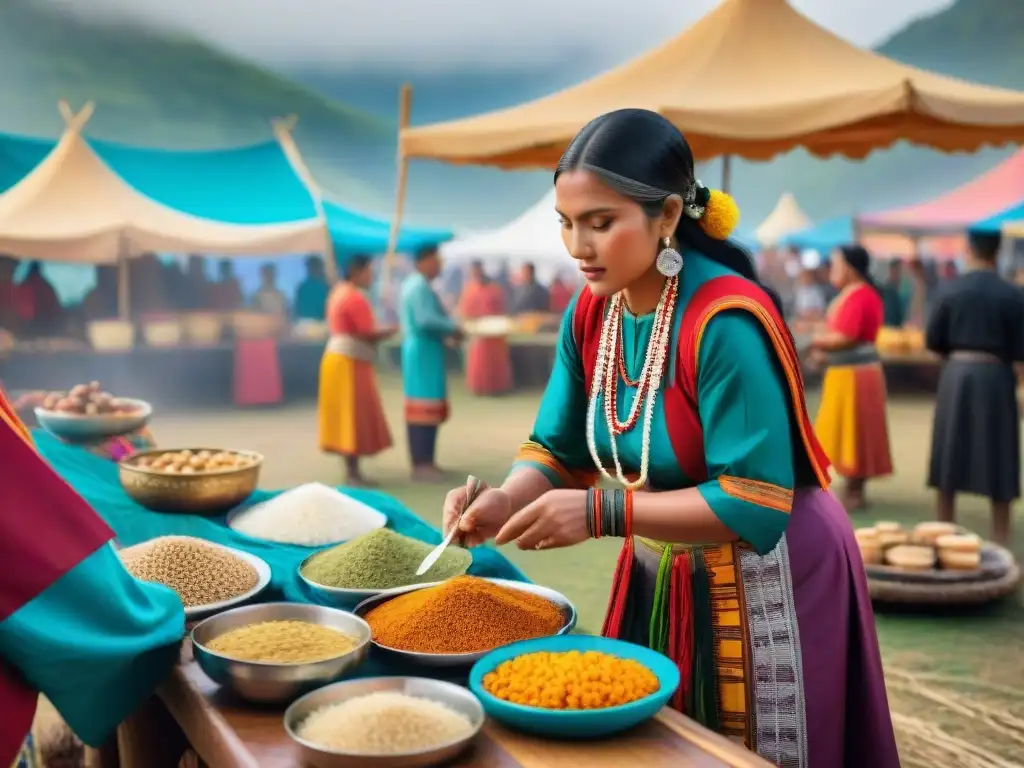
left=322, top=200, right=451, bottom=258
left=780, top=217, right=854, bottom=253
left=0, top=106, right=452, bottom=304
left=91, top=139, right=319, bottom=225
left=0, top=131, right=54, bottom=195
left=970, top=201, right=1024, bottom=237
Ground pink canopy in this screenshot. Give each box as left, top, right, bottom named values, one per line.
left=858, top=150, right=1024, bottom=235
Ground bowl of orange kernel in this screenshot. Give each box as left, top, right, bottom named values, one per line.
left=468, top=635, right=679, bottom=737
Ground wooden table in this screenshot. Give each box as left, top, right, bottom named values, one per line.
left=105, top=644, right=770, bottom=768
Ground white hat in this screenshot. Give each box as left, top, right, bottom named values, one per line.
left=800, top=249, right=822, bottom=270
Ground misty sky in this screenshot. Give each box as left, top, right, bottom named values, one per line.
left=56, top=0, right=953, bottom=70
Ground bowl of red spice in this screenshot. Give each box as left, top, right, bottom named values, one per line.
left=354, top=576, right=576, bottom=669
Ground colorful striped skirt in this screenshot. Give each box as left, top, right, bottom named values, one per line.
left=318, top=352, right=392, bottom=457
left=465, top=338, right=513, bottom=396
left=814, top=362, right=893, bottom=479
left=602, top=489, right=900, bottom=767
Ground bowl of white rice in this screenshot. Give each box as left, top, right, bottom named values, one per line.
left=284, top=676, right=484, bottom=768
left=227, top=483, right=388, bottom=547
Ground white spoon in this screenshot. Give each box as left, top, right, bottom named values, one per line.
left=415, top=475, right=483, bottom=577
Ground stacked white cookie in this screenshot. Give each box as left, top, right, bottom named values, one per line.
left=855, top=521, right=982, bottom=572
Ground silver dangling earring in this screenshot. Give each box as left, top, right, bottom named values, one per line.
left=655, top=237, right=683, bottom=277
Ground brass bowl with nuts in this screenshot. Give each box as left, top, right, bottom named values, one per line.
left=119, top=448, right=263, bottom=515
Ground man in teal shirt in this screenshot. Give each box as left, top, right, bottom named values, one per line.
left=880, top=260, right=905, bottom=327
left=399, top=246, right=462, bottom=481
left=294, top=256, right=330, bottom=321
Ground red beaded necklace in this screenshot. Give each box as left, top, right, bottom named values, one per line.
left=602, top=277, right=678, bottom=436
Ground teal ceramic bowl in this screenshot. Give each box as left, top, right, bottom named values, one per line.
left=468, top=634, right=679, bottom=738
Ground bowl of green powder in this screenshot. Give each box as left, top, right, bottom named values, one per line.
left=298, top=529, right=472, bottom=609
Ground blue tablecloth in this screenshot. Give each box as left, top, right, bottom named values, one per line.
left=33, top=430, right=526, bottom=605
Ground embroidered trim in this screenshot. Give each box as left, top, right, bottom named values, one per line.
left=513, top=441, right=597, bottom=489
left=10, top=732, right=38, bottom=768
left=718, top=475, right=794, bottom=514
left=738, top=536, right=808, bottom=767
left=702, top=544, right=750, bottom=744
left=404, top=398, right=449, bottom=426
left=693, top=298, right=830, bottom=489
left=0, top=391, right=33, bottom=449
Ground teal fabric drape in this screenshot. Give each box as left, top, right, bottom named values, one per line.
left=33, top=430, right=525, bottom=605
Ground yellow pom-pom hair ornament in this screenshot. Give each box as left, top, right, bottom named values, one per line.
left=684, top=181, right=740, bottom=240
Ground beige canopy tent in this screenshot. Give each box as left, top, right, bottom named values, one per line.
left=0, top=106, right=328, bottom=263
left=399, top=0, right=1024, bottom=170
left=754, top=193, right=811, bottom=246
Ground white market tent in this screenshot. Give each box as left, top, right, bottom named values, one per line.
left=753, top=193, right=811, bottom=247
left=0, top=105, right=326, bottom=263
left=440, top=190, right=574, bottom=281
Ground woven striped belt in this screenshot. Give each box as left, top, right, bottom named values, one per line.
left=950, top=350, right=1004, bottom=364
left=636, top=536, right=702, bottom=555
left=326, top=334, right=376, bottom=362
left=636, top=536, right=754, bottom=556
left=826, top=343, right=879, bottom=367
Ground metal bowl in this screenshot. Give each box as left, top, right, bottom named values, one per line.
left=191, top=602, right=372, bottom=704
left=35, top=398, right=152, bottom=440
left=296, top=546, right=471, bottom=611
left=284, top=677, right=484, bottom=768
left=354, top=578, right=577, bottom=669
left=118, top=447, right=263, bottom=515
left=119, top=536, right=273, bottom=621
left=297, top=561, right=408, bottom=611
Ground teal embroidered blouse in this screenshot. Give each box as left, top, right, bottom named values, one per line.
left=511, top=255, right=798, bottom=555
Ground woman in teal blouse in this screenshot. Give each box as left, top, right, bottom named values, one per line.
left=442, top=110, right=898, bottom=767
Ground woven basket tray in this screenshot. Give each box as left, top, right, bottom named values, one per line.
left=867, top=545, right=1021, bottom=605
left=865, top=543, right=1013, bottom=584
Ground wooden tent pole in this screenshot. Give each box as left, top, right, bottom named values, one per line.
left=56, top=101, right=130, bottom=318
left=382, top=84, right=413, bottom=301
left=720, top=155, right=733, bottom=194
left=271, top=115, right=339, bottom=284
left=58, top=100, right=96, bottom=134
left=117, top=246, right=130, bottom=321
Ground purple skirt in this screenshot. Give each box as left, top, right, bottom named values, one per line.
left=620, top=489, right=900, bottom=767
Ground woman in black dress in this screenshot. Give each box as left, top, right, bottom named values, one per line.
left=926, top=230, right=1024, bottom=545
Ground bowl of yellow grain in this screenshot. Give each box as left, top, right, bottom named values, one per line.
left=191, top=602, right=372, bottom=704
left=468, top=635, right=679, bottom=738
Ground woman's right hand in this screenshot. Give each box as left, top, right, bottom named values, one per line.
left=443, top=485, right=512, bottom=548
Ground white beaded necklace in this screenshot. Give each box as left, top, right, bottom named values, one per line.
left=586, top=276, right=678, bottom=490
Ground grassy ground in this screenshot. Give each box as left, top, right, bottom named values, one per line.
left=151, top=373, right=1024, bottom=764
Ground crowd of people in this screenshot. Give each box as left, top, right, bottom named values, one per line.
left=0, top=253, right=335, bottom=342
left=757, top=245, right=964, bottom=330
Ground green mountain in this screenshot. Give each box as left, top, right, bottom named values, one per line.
left=0, top=0, right=393, bottom=206
left=877, top=0, right=1024, bottom=87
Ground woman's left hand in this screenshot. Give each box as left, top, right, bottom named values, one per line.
left=494, top=489, right=589, bottom=550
